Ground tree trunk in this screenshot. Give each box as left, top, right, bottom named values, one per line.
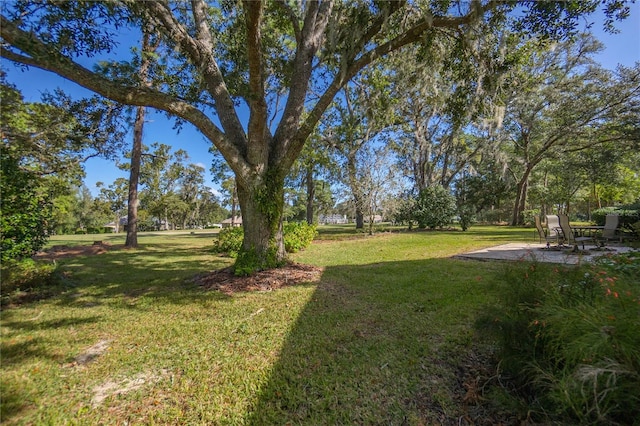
left=231, top=184, right=238, bottom=226
left=354, top=197, right=365, bottom=229
left=511, top=172, right=530, bottom=226
left=126, top=28, right=156, bottom=247
left=125, top=106, right=144, bottom=248
left=235, top=176, right=286, bottom=274
left=305, top=167, right=315, bottom=225
left=346, top=155, right=364, bottom=229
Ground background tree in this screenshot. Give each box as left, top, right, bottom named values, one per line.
left=324, top=71, right=394, bottom=229
left=71, top=184, right=112, bottom=233
left=0, top=74, right=125, bottom=258
left=219, top=177, right=240, bottom=225
left=210, top=150, right=239, bottom=225
left=387, top=27, right=508, bottom=192
left=126, top=26, right=161, bottom=247
left=358, top=146, right=399, bottom=235
left=0, top=74, right=126, bottom=183
left=137, top=143, right=188, bottom=230
left=496, top=34, right=640, bottom=225
left=455, top=159, right=513, bottom=223
left=1, top=1, right=629, bottom=272
left=96, top=178, right=129, bottom=233
left=50, top=189, right=77, bottom=235
left=177, top=163, right=210, bottom=229
left=198, top=189, right=227, bottom=227
left=287, top=131, right=337, bottom=225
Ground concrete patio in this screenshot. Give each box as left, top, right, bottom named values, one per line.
left=455, top=242, right=637, bottom=265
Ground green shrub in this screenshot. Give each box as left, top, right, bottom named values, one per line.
left=212, top=226, right=244, bottom=257
left=457, top=204, right=477, bottom=231
left=1, top=149, right=52, bottom=262
left=391, top=193, right=417, bottom=229
left=591, top=207, right=618, bottom=225
left=283, top=222, right=318, bottom=253
left=478, top=253, right=640, bottom=424
left=1, top=259, right=60, bottom=306
left=521, top=209, right=540, bottom=227
left=592, top=206, right=640, bottom=232
left=212, top=222, right=317, bottom=258
left=86, top=227, right=106, bottom=234
left=414, top=186, right=456, bottom=229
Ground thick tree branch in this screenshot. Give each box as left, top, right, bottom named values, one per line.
left=244, top=0, right=269, bottom=167
left=0, top=14, right=252, bottom=178
left=291, top=1, right=499, bottom=170
left=272, top=0, right=334, bottom=169
left=140, top=1, right=248, bottom=151
left=275, top=0, right=302, bottom=43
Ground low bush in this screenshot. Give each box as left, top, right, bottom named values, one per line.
left=477, top=252, right=640, bottom=424
left=414, top=186, right=456, bottom=229
left=457, top=204, right=477, bottom=231
left=86, top=227, right=107, bottom=234
left=1, top=259, right=60, bottom=306
left=212, top=226, right=244, bottom=257
left=212, top=222, right=318, bottom=257
left=390, top=194, right=417, bottom=229
left=521, top=209, right=540, bottom=227
left=283, top=222, right=318, bottom=253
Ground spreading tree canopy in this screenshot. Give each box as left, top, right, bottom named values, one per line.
left=0, top=74, right=125, bottom=260
left=0, top=0, right=629, bottom=273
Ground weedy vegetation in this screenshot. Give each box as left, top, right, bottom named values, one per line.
left=477, top=252, right=640, bottom=424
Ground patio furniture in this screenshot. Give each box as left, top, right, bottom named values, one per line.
left=544, top=215, right=565, bottom=245
left=558, top=214, right=594, bottom=250
left=535, top=216, right=560, bottom=248
left=595, top=214, right=632, bottom=246
left=571, top=224, right=604, bottom=238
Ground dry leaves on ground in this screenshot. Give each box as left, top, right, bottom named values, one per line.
left=192, top=262, right=324, bottom=295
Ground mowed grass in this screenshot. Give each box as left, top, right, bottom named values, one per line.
left=1, top=226, right=531, bottom=424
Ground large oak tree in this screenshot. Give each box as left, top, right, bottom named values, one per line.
left=1, top=0, right=627, bottom=272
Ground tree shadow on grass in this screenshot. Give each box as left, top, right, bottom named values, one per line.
left=4, top=245, right=234, bottom=309
left=1, top=313, right=103, bottom=366
left=1, top=315, right=104, bottom=421
left=0, top=245, right=232, bottom=423
left=245, top=258, right=496, bottom=425
left=0, top=378, right=32, bottom=423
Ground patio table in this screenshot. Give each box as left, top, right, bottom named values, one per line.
left=571, top=225, right=604, bottom=237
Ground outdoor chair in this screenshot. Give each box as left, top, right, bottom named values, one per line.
left=558, top=214, right=593, bottom=250
left=535, top=216, right=560, bottom=248
left=544, top=215, right=564, bottom=245
left=596, top=214, right=632, bottom=246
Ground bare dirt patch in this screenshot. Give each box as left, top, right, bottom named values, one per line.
left=34, top=242, right=120, bottom=261
left=91, top=370, right=169, bottom=407
left=68, top=339, right=112, bottom=367
left=193, top=262, right=324, bottom=295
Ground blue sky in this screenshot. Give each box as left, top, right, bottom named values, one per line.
left=2, top=4, right=639, bottom=196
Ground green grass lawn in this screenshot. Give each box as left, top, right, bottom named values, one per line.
left=1, top=226, right=532, bottom=424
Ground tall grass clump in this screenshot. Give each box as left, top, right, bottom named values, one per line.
left=478, top=252, right=640, bottom=424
